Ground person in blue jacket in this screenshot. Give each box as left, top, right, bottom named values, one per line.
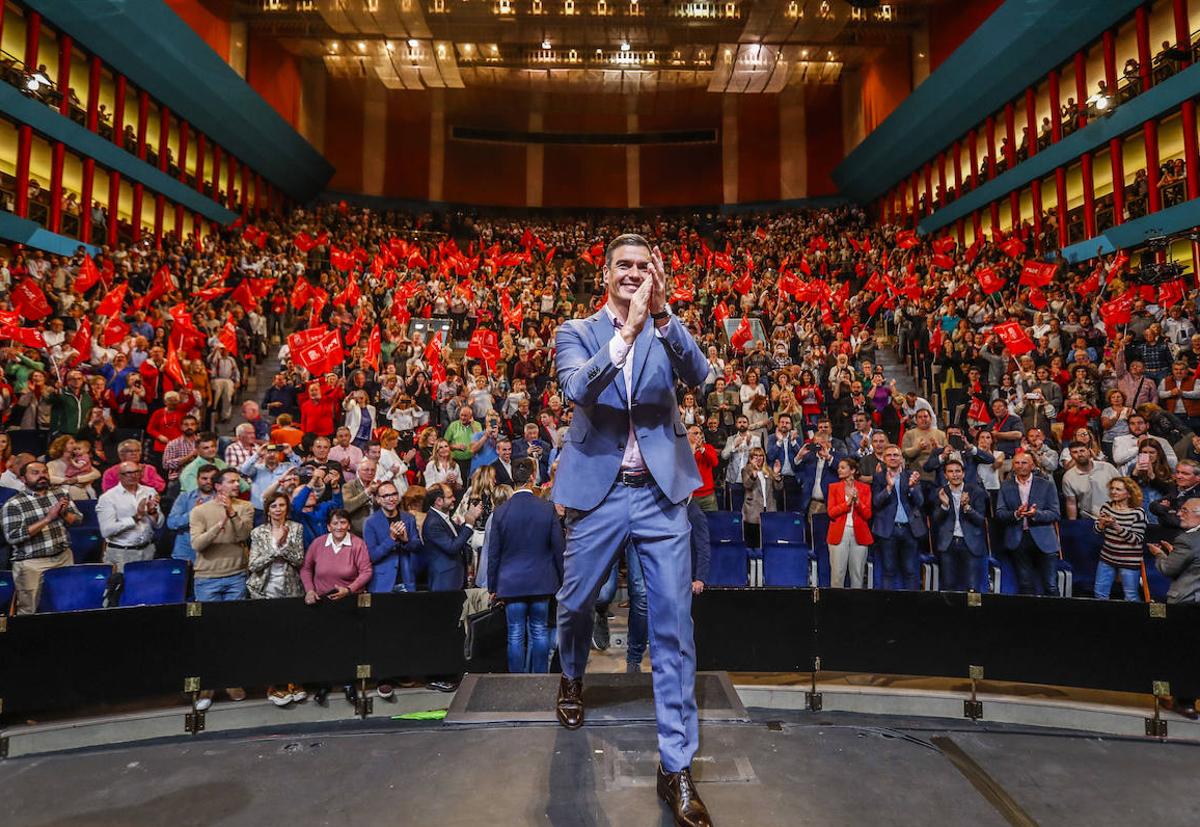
left=363, top=479, right=421, bottom=592
left=290, top=467, right=344, bottom=548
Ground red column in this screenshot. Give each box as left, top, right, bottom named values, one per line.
left=136, top=91, right=149, bottom=160
left=1025, top=88, right=1037, bottom=159
left=23, top=10, right=39, bottom=72
left=1048, top=70, right=1063, bottom=142
left=131, top=183, right=143, bottom=241
left=1183, top=104, right=1200, bottom=200
left=48, top=142, right=64, bottom=232
left=1146, top=120, right=1162, bottom=213
left=955, top=217, right=965, bottom=247
left=79, top=159, right=94, bottom=243
left=1055, top=167, right=1068, bottom=248
left=1031, top=180, right=1044, bottom=250
left=14, top=125, right=31, bottom=218
left=1081, top=151, right=1096, bottom=238
left=86, top=57, right=100, bottom=132
left=175, top=204, right=184, bottom=240
left=195, top=133, right=206, bottom=194
left=1137, top=6, right=1153, bottom=91
left=1004, top=102, right=1016, bottom=167
left=1102, top=30, right=1124, bottom=226
left=936, top=152, right=947, bottom=201
left=112, top=76, right=125, bottom=148
left=972, top=209, right=982, bottom=241
left=952, top=140, right=962, bottom=194
left=990, top=200, right=1001, bottom=235
left=1074, top=52, right=1088, bottom=131
left=898, top=185, right=907, bottom=222
left=178, top=120, right=189, bottom=184
left=107, top=171, right=120, bottom=247
left=158, top=105, right=170, bottom=172
left=154, top=195, right=165, bottom=247
left=985, top=116, right=997, bottom=178
left=968, top=129, right=979, bottom=186
left=56, top=34, right=71, bottom=116
left=228, top=156, right=237, bottom=207
left=254, top=172, right=264, bottom=216
left=241, top=164, right=250, bottom=215
left=1174, top=0, right=1192, bottom=66
left=923, top=162, right=933, bottom=214
left=212, top=144, right=223, bottom=200
left=1010, top=191, right=1020, bottom=229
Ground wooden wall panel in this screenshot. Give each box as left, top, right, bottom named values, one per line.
left=383, top=91, right=431, bottom=200
left=861, top=41, right=912, bottom=137
left=442, top=89, right=527, bottom=206
left=246, top=33, right=302, bottom=129
left=542, top=93, right=627, bottom=208
left=164, top=0, right=230, bottom=63
left=929, top=0, right=1004, bottom=72
left=638, top=91, right=722, bottom=206
left=325, top=77, right=365, bottom=192
left=737, top=95, right=781, bottom=203
left=805, top=85, right=843, bottom=196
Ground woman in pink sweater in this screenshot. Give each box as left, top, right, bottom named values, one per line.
left=301, top=509, right=373, bottom=603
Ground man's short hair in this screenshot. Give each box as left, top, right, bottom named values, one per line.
left=1068, top=441, right=1089, bottom=451
left=197, top=432, right=219, bottom=445
left=604, top=233, right=651, bottom=267
left=1178, top=459, right=1200, bottom=475
left=197, top=463, right=220, bottom=478
left=215, top=469, right=240, bottom=486
left=943, top=458, right=964, bottom=471
left=512, top=457, right=538, bottom=486
left=422, top=485, right=448, bottom=512
left=117, top=439, right=141, bottom=454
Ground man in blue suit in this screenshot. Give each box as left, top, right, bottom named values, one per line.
left=794, top=436, right=842, bottom=515
left=552, top=234, right=713, bottom=827
left=420, top=483, right=482, bottom=592
left=995, top=451, right=1062, bottom=595
left=931, top=459, right=989, bottom=592
left=364, top=480, right=422, bottom=593
left=765, top=414, right=804, bottom=510
left=486, top=458, right=565, bottom=673
left=871, top=444, right=927, bottom=590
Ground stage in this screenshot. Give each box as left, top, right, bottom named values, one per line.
left=3, top=702, right=1198, bottom=826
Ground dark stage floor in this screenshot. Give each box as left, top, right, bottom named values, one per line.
left=2, top=709, right=1199, bottom=826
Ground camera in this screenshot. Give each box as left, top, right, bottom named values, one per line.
left=298, top=466, right=314, bottom=483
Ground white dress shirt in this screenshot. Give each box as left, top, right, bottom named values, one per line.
left=605, top=307, right=668, bottom=473
left=96, top=483, right=164, bottom=547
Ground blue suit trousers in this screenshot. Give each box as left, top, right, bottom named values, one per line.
left=557, top=479, right=698, bottom=772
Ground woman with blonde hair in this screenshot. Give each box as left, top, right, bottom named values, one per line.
left=423, top=439, right=462, bottom=489
left=1092, top=477, right=1146, bottom=601
left=47, top=436, right=101, bottom=500
left=741, top=446, right=782, bottom=548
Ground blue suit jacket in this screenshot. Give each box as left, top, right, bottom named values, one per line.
left=930, top=482, right=989, bottom=555
left=995, top=475, right=1061, bottom=554
left=363, top=509, right=421, bottom=593
left=795, top=450, right=842, bottom=513
left=765, top=433, right=803, bottom=475
left=486, top=491, right=565, bottom=598
left=870, top=470, right=928, bottom=539
left=552, top=311, right=709, bottom=510
left=421, top=509, right=474, bottom=591
left=922, top=447, right=995, bottom=488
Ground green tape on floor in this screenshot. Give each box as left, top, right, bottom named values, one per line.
left=393, top=709, right=448, bottom=720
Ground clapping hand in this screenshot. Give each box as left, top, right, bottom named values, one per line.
left=908, top=471, right=920, bottom=488
left=938, top=488, right=950, bottom=508
left=1148, top=541, right=1173, bottom=558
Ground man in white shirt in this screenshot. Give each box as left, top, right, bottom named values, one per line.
left=721, top=415, right=760, bottom=508
left=96, top=461, right=164, bottom=571
left=1111, top=412, right=1178, bottom=470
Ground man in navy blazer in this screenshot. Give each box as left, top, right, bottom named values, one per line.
left=363, top=480, right=422, bottom=593
left=765, top=414, right=804, bottom=510
left=871, top=443, right=927, bottom=590
left=995, top=451, right=1061, bottom=595
left=551, top=234, right=714, bottom=826
left=931, top=459, right=989, bottom=593
left=420, top=483, right=482, bottom=592
left=794, top=437, right=843, bottom=515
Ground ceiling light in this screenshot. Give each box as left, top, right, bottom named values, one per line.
left=800, top=48, right=808, bottom=58
left=542, top=39, right=551, bottom=49
left=408, top=38, right=419, bottom=48
left=621, top=41, right=630, bottom=51
left=330, top=41, right=339, bottom=52
left=357, top=41, right=367, bottom=52
left=386, top=41, right=395, bottom=51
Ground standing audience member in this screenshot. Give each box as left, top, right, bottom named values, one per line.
left=932, top=459, right=989, bottom=592
left=826, top=457, right=872, bottom=588
left=1, top=462, right=82, bottom=613
left=247, top=492, right=308, bottom=708
left=96, top=461, right=164, bottom=571
left=1149, top=498, right=1200, bottom=718
left=871, top=445, right=926, bottom=590
left=364, top=480, right=421, bottom=593
left=421, top=483, right=483, bottom=591
left=1091, top=477, right=1147, bottom=601
left=996, top=452, right=1062, bottom=595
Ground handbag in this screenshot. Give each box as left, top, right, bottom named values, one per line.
left=463, top=603, right=508, bottom=670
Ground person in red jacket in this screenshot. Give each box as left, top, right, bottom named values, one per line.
left=826, top=457, right=873, bottom=588
left=688, top=425, right=720, bottom=512
left=300, top=382, right=337, bottom=436
left=146, top=390, right=195, bottom=456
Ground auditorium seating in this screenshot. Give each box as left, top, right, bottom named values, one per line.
left=707, top=542, right=750, bottom=588
left=0, top=569, right=13, bottom=615
left=118, top=559, right=189, bottom=607
left=68, top=525, right=104, bottom=564
left=1060, top=519, right=1100, bottom=596
left=38, top=564, right=112, bottom=612
left=705, top=511, right=744, bottom=545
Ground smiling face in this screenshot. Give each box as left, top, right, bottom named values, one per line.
left=604, top=243, right=653, bottom=307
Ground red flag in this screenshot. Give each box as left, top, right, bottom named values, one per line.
left=895, top=230, right=919, bottom=249
left=218, top=321, right=239, bottom=355
left=141, top=265, right=175, bottom=308
left=732, top=272, right=753, bottom=295
left=74, top=255, right=101, bottom=293
left=12, top=278, right=51, bottom=320
left=294, top=231, right=316, bottom=253
left=994, top=320, right=1034, bottom=355
left=976, top=266, right=1005, bottom=294
left=69, top=318, right=92, bottom=365
left=291, top=279, right=313, bottom=311
left=424, top=331, right=444, bottom=364
left=778, top=272, right=803, bottom=298
left=1099, top=292, right=1135, bottom=325
left=365, top=325, right=381, bottom=370
left=931, top=253, right=955, bottom=271
left=467, top=328, right=501, bottom=370
left=164, top=342, right=186, bottom=387
left=292, top=328, right=343, bottom=375
left=1018, top=260, right=1056, bottom=287
left=713, top=301, right=730, bottom=326
left=755, top=226, right=768, bottom=240
left=999, top=236, right=1026, bottom=258
left=1160, top=279, right=1186, bottom=308
left=929, top=327, right=944, bottom=353
left=730, top=317, right=753, bottom=351
left=1078, top=269, right=1102, bottom=297
left=344, top=316, right=363, bottom=346
left=1028, top=287, right=1047, bottom=310
left=96, top=283, right=128, bottom=318
left=193, top=286, right=232, bottom=302
left=101, top=316, right=129, bottom=347
left=1, top=325, right=47, bottom=349
left=931, top=237, right=957, bottom=255
left=1107, top=252, right=1130, bottom=275
left=967, top=397, right=991, bottom=424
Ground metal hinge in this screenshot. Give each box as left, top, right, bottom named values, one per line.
left=357, top=592, right=372, bottom=608
left=184, top=677, right=201, bottom=693
left=967, top=591, right=982, bottom=608
left=965, top=665, right=984, bottom=721
left=356, top=664, right=372, bottom=680
left=1149, top=602, right=1166, bottom=618
left=0, top=735, right=8, bottom=760
left=186, top=602, right=203, bottom=618
left=185, top=711, right=206, bottom=735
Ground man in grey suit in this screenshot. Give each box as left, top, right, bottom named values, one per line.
left=1149, top=497, right=1200, bottom=719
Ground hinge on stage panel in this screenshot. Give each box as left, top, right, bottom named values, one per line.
left=1147, top=681, right=1170, bottom=739
left=806, top=656, right=823, bottom=712
left=964, top=665, right=984, bottom=720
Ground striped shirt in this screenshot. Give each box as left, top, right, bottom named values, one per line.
left=1093, top=504, right=1146, bottom=569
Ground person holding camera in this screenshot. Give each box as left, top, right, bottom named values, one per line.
left=290, top=465, right=346, bottom=548
left=470, top=413, right=504, bottom=476
left=513, top=421, right=552, bottom=483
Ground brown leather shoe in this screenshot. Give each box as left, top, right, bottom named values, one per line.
left=657, top=764, right=713, bottom=827
left=556, top=676, right=584, bottom=730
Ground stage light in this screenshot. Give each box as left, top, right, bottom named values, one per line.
left=621, top=41, right=630, bottom=51
left=357, top=41, right=367, bottom=53
left=542, top=39, right=552, bottom=49
left=1095, top=96, right=1110, bottom=111
left=329, top=41, right=339, bottom=52
left=408, top=38, right=419, bottom=48
left=24, top=75, right=41, bottom=93
left=386, top=41, right=395, bottom=51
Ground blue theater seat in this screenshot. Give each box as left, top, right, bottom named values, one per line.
left=763, top=543, right=814, bottom=587
left=73, top=499, right=99, bottom=526
left=761, top=512, right=807, bottom=546
left=807, top=514, right=831, bottom=587
left=7, top=429, right=49, bottom=458
left=1059, top=519, right=1100, bottom=596
left=0, top=569, right=14, bottom=614
left=0, top=486, right=17, bottom=507
left=38, top=564, right=113, bottom=612
left=706, top=511, right=745, bottom=545
left=707, top=542, right=750, bottom=587
left=68, top=525, right=104, bottom=564
left=119, top=559, right=188, bottom=606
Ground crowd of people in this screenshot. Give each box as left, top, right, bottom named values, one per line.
left=0, top=200, right=1198, bottom=711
